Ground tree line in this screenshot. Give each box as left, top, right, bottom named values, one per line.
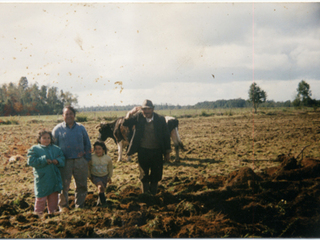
left=80, top=99, right=292, bottom=112
left=79, top=103, right=192, bottom=112
left=1, top=77, right=319, bottom=116
left=194, top=98, right=292, bottom=110
left=80, top=80, right=319, bottom=113
left=0, top=77, right=78, bottom=116
left=81, top=80, right=319, bottom=113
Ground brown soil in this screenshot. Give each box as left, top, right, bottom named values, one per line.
left=1, top=112, right=320, bottom=237
left=1, top=155, right=320, bottom=237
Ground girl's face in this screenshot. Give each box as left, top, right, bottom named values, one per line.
left=94, top=145, right=104, bottom=157
left=40, top=133, right=51, bottom=146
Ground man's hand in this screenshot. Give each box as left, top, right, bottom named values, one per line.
left=52, top=159, right=59, bottom=165
left=125, top=106, right=141, bottom=119
left=47, top=159, right=52, bottom=164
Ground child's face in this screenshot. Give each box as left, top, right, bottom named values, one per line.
left=40, top=133, right=51, bottom=146
left=94, top=145, right=104, bottom=157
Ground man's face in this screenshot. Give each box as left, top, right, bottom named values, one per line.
left=142, top=107, right=154, bottom=119
left=63, top=108, right=75, bottom=125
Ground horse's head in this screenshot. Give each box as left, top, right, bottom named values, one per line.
left=96, top=121, right=115, bottom=142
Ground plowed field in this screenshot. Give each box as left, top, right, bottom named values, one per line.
left=1, top=110, right=320, bottom=237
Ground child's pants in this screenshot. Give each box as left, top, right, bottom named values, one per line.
left=34, top=192, right=59, bottom=214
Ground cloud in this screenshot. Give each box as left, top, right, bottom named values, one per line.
left=75, top=81, right=252, bottom=107
left=1, top=2, right=320, bottom=107
left=77, top=78, right=320, bottom=107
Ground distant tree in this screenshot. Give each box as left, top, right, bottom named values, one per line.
left=39, top=85, right=48, bottom=112
left=18, top=76, right=30, bottom=109
left=0, top=84, right=7, bottom=103
left=283, top=100, right=292, bottom=107
left=248, top=83, right=267, bottom=113
left=27, top=83, right=42, bottom=113
left=227, top=98, right=247, bottom=108
left=60, top=90, right=78, bottom=107
left=18, top=77, right=29, bottom=91
left=261, top=100, right=276, bottom=108
left=4, top=82, right=21, bottom=115
left=47, top=87, right=63, bottom=114
left=175, top=104, right=181, bottom=109
left=293, top=80, right=313, bottom=108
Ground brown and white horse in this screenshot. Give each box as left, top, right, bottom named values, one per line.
left=97, top=116, right=185, bottom=162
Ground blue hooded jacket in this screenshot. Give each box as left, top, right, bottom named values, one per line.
left=27, top=144, right=65, bottom=198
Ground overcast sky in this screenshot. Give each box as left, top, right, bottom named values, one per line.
left=1, top=2, right=320, bottom=107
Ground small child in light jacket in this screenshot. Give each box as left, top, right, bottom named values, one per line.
left=27, top=129, right=65, bottom=216
left=88, top=141, right=113, bottom=205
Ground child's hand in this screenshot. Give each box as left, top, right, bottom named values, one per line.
left=52, top=159, right=58, bottom=165
left=47, top=159, right=52, bottom=164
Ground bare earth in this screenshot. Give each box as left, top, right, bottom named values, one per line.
left=0, top=111, right=320, bottom=237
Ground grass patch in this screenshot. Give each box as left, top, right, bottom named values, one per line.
left=76, top=115, right=88, bottom=122
left=0, top=119, right=19, bottom=125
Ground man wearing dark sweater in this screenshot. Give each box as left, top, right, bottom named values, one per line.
left=123, top=99, right=171, bottom=195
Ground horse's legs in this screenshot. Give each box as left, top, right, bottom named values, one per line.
left=117, top=141, right=123, bottom=162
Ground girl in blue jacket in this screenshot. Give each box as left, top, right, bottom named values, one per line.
left=27, top=129, right=65, bottom=216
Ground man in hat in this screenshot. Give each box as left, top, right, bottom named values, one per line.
left=123, top=99, right=171, bottom=195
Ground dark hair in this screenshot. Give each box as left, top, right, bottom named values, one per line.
left=37, top=129, right=54, bottom=144
left=63, top=106, right=76, bottom=116
left=93, top=141, right=107, bottom=154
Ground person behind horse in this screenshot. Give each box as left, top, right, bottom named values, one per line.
left=123, top=99, right=171, bottom=195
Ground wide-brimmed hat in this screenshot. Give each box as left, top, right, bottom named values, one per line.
left=141, top=99, right=154, bottom=109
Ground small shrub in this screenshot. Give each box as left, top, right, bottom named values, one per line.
left=313, top=105, right=318, bottom=111
left=0, top=119, right=19, bottom=125
left=76, top=115, right=88, bottom=122
left=266, top=112, right=277, bottom=116
left=27, top=119, right=44, bottom=124
left=226, top=110, right=233, bottom=116
left=201, top=111, right=210, bottom=117
left=179, top=114, right=193, bottom=119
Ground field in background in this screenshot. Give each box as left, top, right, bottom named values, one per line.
left=0, top=106, right=307, bottom=123
left=74, top=107, right=303, bottom=120
left=0, top=108, right=320, bottom=237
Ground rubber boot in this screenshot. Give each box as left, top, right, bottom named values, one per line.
left=96, top=194, right=101, bottom=206
left=99, top=193, right=106, bottom=205
left=141, top=182, right=150, bottom=194
left=150, top=182, right=158, bottom=195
